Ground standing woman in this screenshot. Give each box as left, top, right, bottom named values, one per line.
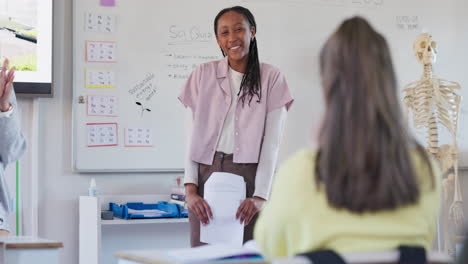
left=178, top=6, right=293, bottom=247
left=254, top=17, right=441, bottom=258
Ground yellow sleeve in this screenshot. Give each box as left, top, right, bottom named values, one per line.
left=412, top=152, right=442, bottom=249
left=254, top=162, right=290, bottom=258
left=254, top=150, right=314, bottom=259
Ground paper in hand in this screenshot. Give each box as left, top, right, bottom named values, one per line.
left=200, top=172, right=246, bottom=247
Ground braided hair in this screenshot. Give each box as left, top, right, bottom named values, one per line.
left=214, top=6, right=262, bottom=106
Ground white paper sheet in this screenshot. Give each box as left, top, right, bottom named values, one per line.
left=86, top=123, right=118, bottom=147
left=85, top=13, right=116, bottom=33
left=165, top=243, right=261, bottom=263
left=124, top=128, right=153, bottom=147
left=127, top=208, right=167, bottom=217
left=200, top=172, right=246, bottom=247
left=85, top=69, right=116, bottom=88
left=87, top=95, right=119, bottom=116
left=86, top=41, right=117, bottom=62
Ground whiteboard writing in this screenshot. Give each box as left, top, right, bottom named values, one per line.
left=350, top=0, right=383, bottom=7
left=128, top=73, right=157, bottom=102
left=231, top=0, right=383, bottom=7
left=163, top=52, right=220, bottom=80
left=168, top=25, right=214, bottom=46
left=396, top=16, right=420, bottom=31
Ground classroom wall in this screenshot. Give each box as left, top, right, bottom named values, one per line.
left=5, top=98, right=37, bottom=236
left=7, top=0, right=468, bottom=263
left=32, top=0, right=182, bottom=263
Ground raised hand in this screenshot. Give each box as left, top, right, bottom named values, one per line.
left=0, top=59, right=15, bottom=112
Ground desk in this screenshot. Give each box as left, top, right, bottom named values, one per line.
left=115, top=249, right=267, bottom=264
left=0, top=236, right=63, bottom=264
left=115, top=249, right=452, bottom=264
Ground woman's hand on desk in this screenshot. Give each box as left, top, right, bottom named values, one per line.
left=236, top=197, right=266, bottom=225
left=185, top=184, right=213, bottom=225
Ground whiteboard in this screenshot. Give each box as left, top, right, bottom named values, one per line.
left=72, top=0, right=468, bottom=172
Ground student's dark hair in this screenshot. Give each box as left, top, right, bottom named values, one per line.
left=214, top=6, right=261, bottom=106
left=317, top=16, right=434, bottom=213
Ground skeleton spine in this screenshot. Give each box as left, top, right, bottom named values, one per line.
left=424, top=64, right=432, bottom=78
left=427, top=113, right=439, bottom=156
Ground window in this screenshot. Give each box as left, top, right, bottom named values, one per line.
left=0, top=0, right=53, bottom=97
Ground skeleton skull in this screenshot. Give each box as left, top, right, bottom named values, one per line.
left=413, top=33, right=437, bottom=65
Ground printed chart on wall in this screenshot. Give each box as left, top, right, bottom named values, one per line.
left=72, top=0, right=227, bottom=172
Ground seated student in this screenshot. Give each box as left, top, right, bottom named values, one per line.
left=254, top=17, right=441, bottom=259
left=0, top=59, right=26, bottom=236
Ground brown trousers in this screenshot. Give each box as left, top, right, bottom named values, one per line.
left=189, top=152, right=258, bottom=247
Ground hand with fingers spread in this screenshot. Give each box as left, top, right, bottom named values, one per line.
left=185, top=183, right=213, bottom=226
left=0, top=59, right=15, bottom=112
left=236, top=196, right=265, bottom=226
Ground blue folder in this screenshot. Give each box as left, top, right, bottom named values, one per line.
left=109, top=201, right=186, bottom=219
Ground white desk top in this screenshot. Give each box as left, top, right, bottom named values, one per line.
left=116, top=249, right=452, bottom=264
left=0, top=236, right=63, bottom=249
left=115, top=249, right=267, bottom=264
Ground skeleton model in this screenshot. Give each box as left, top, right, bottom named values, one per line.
left=403, top=33, right=462, bottom=253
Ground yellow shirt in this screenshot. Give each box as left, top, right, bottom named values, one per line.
left=254, top=149, right=441, bottom=259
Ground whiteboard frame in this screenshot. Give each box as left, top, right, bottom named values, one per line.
left=71, top=0, right=186, bottom=173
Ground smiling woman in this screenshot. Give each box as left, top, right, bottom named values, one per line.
left=214, top=7, right=261, bottom=106
left=178, top=5, right=294, bottom=248
left=0, top=0, right=53, bottom=97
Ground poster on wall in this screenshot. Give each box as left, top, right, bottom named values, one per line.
left=0, top=0, right=53, bottom=96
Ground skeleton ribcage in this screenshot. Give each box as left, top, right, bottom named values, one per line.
left=406, top=79, right=460, bottom=139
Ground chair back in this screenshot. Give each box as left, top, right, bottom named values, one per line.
left=272, top=249, right=452, bottom=264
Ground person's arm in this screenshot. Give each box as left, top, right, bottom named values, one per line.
left=0, top=60, right=25, bottom=165
left=236, top=107, right=287, bottom=225
left=253, top=107, right=287, bottom=199
left=0, top=92, right=26, bottom=165
left=184, top=109, right=198, bottom=186
left=183, top=109, right=213, bottom=225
